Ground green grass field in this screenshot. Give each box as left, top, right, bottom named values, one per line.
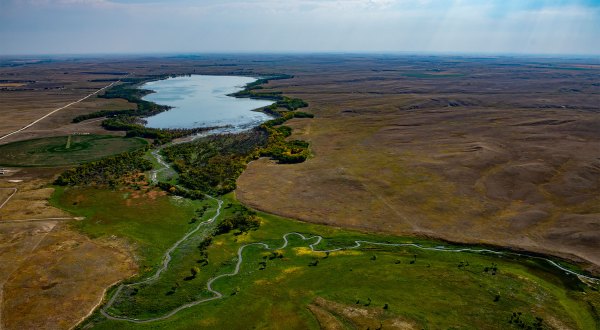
left=51, top=190, right=600, bottom=330
left=0, top=135, right=148, bottom=167
left=50, top=187, right=215, bottom=274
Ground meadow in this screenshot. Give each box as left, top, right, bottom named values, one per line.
left=50, top=186, right=213, bottom=274
left=0, top=134, right=147, bottom=166
left=51, top=191, right=599, bottom=329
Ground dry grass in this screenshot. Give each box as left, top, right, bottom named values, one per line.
left=235, top=56, right=600, bottom=273
left=308, top=297, right=418, bottom=330
left=0, top=168, right=136, bottom=330
left=1, top=222, right=136, bottom=330
left=0, top=173, right=69, bottom=221
left=0, top=83, right=26, bottom=88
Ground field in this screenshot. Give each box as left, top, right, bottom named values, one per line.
left=233, top=55, right=600, bottom=273
left=54, top=193, right=599, bottom=329
left=0, top=135, right=148, bottom=166
left=50, top=186, right=213, bottom=273
left=1, top=55, right=599, bottom=329
left=0, top=173, right=137, bottom=329
left=0, top=221, right=136, bottom=330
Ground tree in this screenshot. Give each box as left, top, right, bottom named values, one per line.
left=190, top=266, right=200, bottom=278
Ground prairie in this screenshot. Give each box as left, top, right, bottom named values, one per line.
left=71, top=194, right=600, bottom=329
left=0, top=55, right=599, bottom=329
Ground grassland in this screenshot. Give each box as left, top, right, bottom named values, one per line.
left=52, top=192, right=599, bottom=329
left=0, top=173, right=138, bottom=330
left=0, top=134, right=148, bottom=167
left=1, top=222, right=137, bottom=330
left=2, top=55, right=600, bottom=329
left=50, top=186, right=214, bottom=275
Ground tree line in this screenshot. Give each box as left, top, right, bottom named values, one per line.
left=162, top=130, right=268, bottom=195
left=54, top=150, right=152, bottom=187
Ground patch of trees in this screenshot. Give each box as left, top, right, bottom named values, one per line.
left=508, top=312, right=544, bottom=330
left=213, top=204, right=260, bottom=235
left=233, top=90, right=308, bottom=110
left=196, top=235, right=212, bottom=267
left=102, top=116, right=221, bottom=145
left=162, top=130, right=268, bottom=194
left=178, top=156, right=246, bottom=195
left=244, top=74, right=294, bottom=90
left=156, top=182, right=205, bottom=200
left=72, top=109, right=139, bottom=123
left=54, top=150, right=152, bottom=186
left=484, top=263, right=498, bottom=275
left=258, top=113, right=311, bottom=164
left=215, top=212, right=260, bottom=235
left=232, top=74, right=308, bottom=111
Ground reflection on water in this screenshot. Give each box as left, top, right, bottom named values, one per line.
left=143, top=75, right=274, bottom=131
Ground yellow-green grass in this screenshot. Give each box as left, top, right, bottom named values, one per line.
left=0, top=135, right=148, bottom=167
left=70, top=193, right=599, bottom=329
left=50, top=186, right=216, bottom=275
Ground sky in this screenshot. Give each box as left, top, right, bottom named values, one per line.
left=1, top=0, right=599, bottom=56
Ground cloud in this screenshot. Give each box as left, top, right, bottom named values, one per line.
left=0, top=0, right=599, bottom=55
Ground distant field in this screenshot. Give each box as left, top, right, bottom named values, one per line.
left=0, top=135, right=147, bottom=166
left=402, top=72, right=465, bottom=78
left=0, top=83, right=27, bottom=87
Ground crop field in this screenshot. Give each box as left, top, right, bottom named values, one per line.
left=0, top=135, right=147, bottom=167
left=51, top=193, right=599, bottom=330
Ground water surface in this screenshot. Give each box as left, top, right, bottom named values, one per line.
left=142, top=75, right=273, bottom=131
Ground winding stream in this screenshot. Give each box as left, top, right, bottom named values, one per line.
left=99, top=147, right=599, bottom=323
left=97, top=114, right=600, bottom=324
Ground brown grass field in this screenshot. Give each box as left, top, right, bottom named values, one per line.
left=234, top=56, right=600, bottom=273
left=0, top=168, right=137, bottom=329
left=0, top=221, right=136, bottom=330
left=0, top=54, right=598, bottom=328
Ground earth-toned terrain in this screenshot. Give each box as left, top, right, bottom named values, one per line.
left=0, top=55, right=599, bottom=329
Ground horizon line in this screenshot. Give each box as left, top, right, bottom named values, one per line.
left=1, top=50, right=600, bottom=60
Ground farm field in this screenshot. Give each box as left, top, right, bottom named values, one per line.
left=0, top=135, right=148, bottom=167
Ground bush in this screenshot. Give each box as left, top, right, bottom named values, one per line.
left=215, top=213, right=260, bottom=235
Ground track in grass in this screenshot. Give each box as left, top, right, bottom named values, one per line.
left=0, top=135, right=148, bottom=167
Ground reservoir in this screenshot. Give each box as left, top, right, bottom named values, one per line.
left=142, top=75, right=274, bottom=131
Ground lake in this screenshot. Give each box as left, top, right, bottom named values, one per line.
left=142, top=75, right=274, bottom=132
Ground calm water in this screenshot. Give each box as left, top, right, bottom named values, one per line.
left=142, top=75, right=274, bottom=131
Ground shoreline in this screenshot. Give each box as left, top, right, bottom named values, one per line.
left=138, top=74, right=276, bottom=133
